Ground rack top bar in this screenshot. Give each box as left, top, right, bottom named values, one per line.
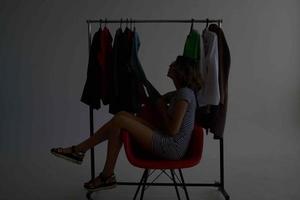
left=86, top=19, right=222, bottom=24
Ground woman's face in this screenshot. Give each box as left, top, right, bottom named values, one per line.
left=167, top=61, right=181, bottom=88
left=167, top=61, right=177, bottom=79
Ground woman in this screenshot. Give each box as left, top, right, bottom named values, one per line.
left=50, top=55, right=202, bottom=192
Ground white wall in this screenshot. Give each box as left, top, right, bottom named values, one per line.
left=1, top=0, right=300, bottom=199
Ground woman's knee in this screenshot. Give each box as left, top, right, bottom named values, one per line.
left=111, top=113, right=126, bottom=128
left=116, top=111, right=132, bottom=118
left=107, top=128, right=121, bottom=140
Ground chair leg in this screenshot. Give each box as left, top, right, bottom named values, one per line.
left=178, top=169, right=190, bottom=200
left=170, top=169, right=181, bottom=200
left=140, top=169, right=149, bottom=200
left=133, top=169, right=148, bottom=200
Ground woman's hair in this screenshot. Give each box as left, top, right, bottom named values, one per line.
left=173, top=55, right=203, bottom=91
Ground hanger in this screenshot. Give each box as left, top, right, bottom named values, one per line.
left=130, top=18, right=132, bottom=30
left=190, top=18, right=194, bottom=34
left=104, top=18, right=107, bottom=28
left=202, top=18, right=209, bottom=34
left=99, top=18, right=102, bottom=29
left=126, top=18, right=129, bottom=28
left=133, top=19, right=136, bottom=31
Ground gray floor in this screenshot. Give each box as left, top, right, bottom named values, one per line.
left=2, top=133, right=300, bottom=200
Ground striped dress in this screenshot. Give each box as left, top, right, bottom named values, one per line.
left=152, top=87, right=196, bottom=160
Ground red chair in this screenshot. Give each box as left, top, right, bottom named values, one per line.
left=121, top=103, right=204, bottom=200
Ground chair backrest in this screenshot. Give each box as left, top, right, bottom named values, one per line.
left=183, top=125, right=203, bottom=162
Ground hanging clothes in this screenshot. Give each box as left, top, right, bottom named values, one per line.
left=81, top=26, right=162, bottom=115
left=197, top=28, right=220, bottom=106
left=195, top=27, right=220, bottom=137
left=80, top=28, right=102, bottom=110
left=120, top=27, right=138, bottom=113
left=127, top=29, right=144, bottom=113
left=97, top=26, right=113, bottom=105
left=109, top=27, right=161, bottom=114
left=109, top=27, right=142, bottom=114
left=182, top=27, right=220, bottom=106
left=209, top=24, right=230, bottom=105
left=208, top=24, right=231, bottom=139
left=110, top=27, right=122, bottom=102
left=109, top=27, right=129, bottom=114
left=129, top=30, right=149, bottom=110
left=130, top=30, right=161, bottom=106
left=183, top=25, right=231, bottom=139
left=183, top=29, right=200, bottom=61
left=195, top=25, right=231, bottom=139
left=183, top=28, right=208, bottom=83
left=130, top=30, right=147, bottom=82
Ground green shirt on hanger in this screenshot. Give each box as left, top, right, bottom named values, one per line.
left=183, top=29, right=200, bottom=61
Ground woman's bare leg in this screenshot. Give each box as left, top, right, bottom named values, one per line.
left=101, top=126, right=122, bottom=177
left=74, top=111, right=157, bottom=153
left=59, top=119, right=114, bottom=154
left=74, top=119, right=114, bottom=153
left=61, top=111, right=156, bottom=154
left=102, top=112, right=155, bottom=174
left=84, top=111, right=155, bottom=187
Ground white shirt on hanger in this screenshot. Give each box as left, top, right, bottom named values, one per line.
left=197, top=29, right=220, bottom=106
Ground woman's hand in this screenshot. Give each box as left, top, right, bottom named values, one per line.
left=162, top=91, right=176, bottom=104
left=155, top=96, right=167, bottom=110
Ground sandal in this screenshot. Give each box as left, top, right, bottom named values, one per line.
left=50, top=145, right=85, bottom=165
left=84, top=172, right=117, bottom=192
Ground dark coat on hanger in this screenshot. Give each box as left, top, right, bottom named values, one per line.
left=98, top=27, right=113, bottom=105
left=80, top=28, right=102, bottom=109
left=109, top=28, right=125, bottom=114
left=109, top=27, right=140, bottom=114
left=208, top=24, right=231, bottom=139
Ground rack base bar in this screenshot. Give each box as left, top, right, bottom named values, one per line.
left=86, top=182, right=230, bottom=200
left=116, top=181, right=221, bottom=187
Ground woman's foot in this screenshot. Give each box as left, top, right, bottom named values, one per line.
left=50, top=145, right=85, bottom=165
left=84, top=172, right=117, bottom=192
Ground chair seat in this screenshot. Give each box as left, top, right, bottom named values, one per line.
left=121, top=125, right=204, bottom=169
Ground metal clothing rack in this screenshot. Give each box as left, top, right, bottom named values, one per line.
left=85, top=18, right=229, bottom=200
